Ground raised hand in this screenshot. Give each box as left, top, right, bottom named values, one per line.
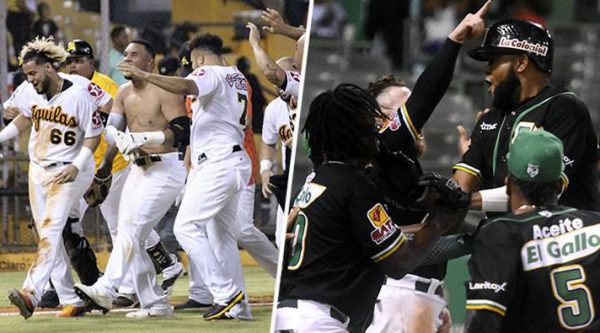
left=246, top=22, right=261, bottom=47
left=449, top=0, right=491, bottom=43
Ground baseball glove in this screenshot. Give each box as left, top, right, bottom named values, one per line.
left=83, top=174, right=112, bottom=207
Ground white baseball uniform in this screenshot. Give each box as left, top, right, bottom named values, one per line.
left=366, top=275, right=446, bottom=333
left=262, top=97, right=295, bottom=248
left=18, top=79, right=103, bottom=307
left=282, top=71, right=301, bottom=98
left=174, top=65, right=252, bottom=318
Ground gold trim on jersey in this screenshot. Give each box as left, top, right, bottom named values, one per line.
left=399, top=104, right=419, bottom=141
left=453, top=163, right=482, bottom=179
left=372, top=233, right=406, bottom=263
left=466, top=299, right=507, bottom=316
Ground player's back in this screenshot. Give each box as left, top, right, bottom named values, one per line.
left=482, top=206, right=600, bottom=332
left=280, top=162, right=397, bottom=327
left=187, top=65, right=248, bottom=161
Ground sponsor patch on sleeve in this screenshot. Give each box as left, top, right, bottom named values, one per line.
left=367, top=203, right=398, bottom=244
left=367, top=203, right=390, bottom=228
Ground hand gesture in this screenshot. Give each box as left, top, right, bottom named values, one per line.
left=246, top=22, right=261, bottom=46
left=261, top=169, right=274, bottom=198
left=47, top=165, right=79, bottom=184
left=261, top=8, right=285, bottom=35
left=448, top=0, right=491, bottom=43
left=117, top=62, right=149, bottom=81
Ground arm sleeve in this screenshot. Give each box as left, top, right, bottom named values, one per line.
left=281, top=71, right=301, bottom=98
left=404, top=38, right=462, bottom=132
left=186, top=67, right=219, bottom=98
left=262, top=100, right=279, bottom=145
left=453, top=118, right=485, bottom=180
left=78, top=93, right=104, bottom=138
left=465, top=221, right=520, bottom=318
left=347, top=179, right=407, bottom=263
left=543, top=96, right=590, bottom=184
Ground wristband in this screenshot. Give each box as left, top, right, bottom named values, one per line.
left=72, top=146, right=94, bottom=171
left=260, top=159, right=273, bottom=174
left=0, top=123, right=19, bottom=143
left=480, top=186, right=509, bottom=212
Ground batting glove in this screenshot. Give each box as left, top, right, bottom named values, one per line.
left=418, top=173, right=471, bottom=209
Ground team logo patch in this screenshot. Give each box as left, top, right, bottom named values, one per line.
left=367, top=203, right=390, bottom=228
left=294, top=183, right=326, bottom=209
left=91, top=110, right=103, bottom=129
left=225, top=73, right=248, bottom=90
left=67, top=41, right=76, bottom=52
left=527, top=163, right=539, bottom=178
left=87, top=82, right=104, bottom=99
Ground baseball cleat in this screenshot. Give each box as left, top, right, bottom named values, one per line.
left=125, top=306, right=174, bottom=318
left=8, top=289, right=35, bottom=319
left=74, top=283, right=112, bottom=314
left=38, top=289, right=59, bottom=308
left=113, top=293, right=139, bottom=308
left=203, top=291, right=244, bottom=321
left=174, top=299, right=212, bottom=310
left=56, top=305, right=86, bottom=317
left=161, top=258, right=185, bottom=294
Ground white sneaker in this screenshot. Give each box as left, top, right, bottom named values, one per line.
left=126, top=306, right=174, bottom=318
left=74, top=283, right=113, bottom=314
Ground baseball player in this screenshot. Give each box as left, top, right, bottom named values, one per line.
left=65, top=39, right=185, bottom=307
left=452, top=19, right=599, bottom=213
left=74, top=39, right=188, bottom=318
left=1, top=37, right=102, bottom=319
left=276, top=84, right=466, bottom=333
left=260, top=56, right=297, bottom=249
left=112, top=33, right=251, bottom=320
left=247, top=22, right=303, bottom=100
left=465, top=130, right=600, bottom=332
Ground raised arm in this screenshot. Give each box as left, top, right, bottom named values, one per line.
left=261, top=8, right=306, bottom=40
left=247, top=22, right=286, bottom=87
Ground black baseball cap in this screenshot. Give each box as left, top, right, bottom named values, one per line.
left=158, top=56, right=180, bottom=75
left=67, top=39, right=94, bottom=58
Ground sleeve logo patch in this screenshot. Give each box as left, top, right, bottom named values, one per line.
left=367, top=203, right=390, bottom=228
left=294, top=183, right=327, bottom=209
left=87, top=82, right=104, bottom=99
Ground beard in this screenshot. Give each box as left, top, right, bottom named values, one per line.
left=492, top=68, right=521, bottom=111
left=37, top=76, right=51, bottom=94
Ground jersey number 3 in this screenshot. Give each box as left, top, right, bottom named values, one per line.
left=550, top=264, right=595, bottom=330
left=50, top=129, right=76, bottom=146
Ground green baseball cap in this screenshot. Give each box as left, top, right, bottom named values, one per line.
left=507, top=130, right=564, bottom=183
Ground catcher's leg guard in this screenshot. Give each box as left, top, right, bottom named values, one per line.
left=147, top=241, right=175, bottom=273
left=62, top=217, right=101, bottom=285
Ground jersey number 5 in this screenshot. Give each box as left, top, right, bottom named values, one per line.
left=550, top=264, right=595, bottom=330
left=50, top=129, right=76, bottom=146
left=287, top=212, right=308, bottom=271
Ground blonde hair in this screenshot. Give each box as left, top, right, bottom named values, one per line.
left=19, top=37, right=68, bottom=67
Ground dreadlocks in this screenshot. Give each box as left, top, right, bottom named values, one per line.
left=303, top=83, right=385, bottom=166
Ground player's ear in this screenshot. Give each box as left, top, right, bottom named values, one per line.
left=515, top=54, right=528, bottom=73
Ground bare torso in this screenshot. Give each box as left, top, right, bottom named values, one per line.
left=121, top=82, right=175, bottom=154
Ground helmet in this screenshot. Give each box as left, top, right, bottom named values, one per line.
left=468, top=19, right=553, bottom=73
left=67, top=39, right=94, bottom=58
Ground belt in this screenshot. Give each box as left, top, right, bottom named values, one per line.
left=133, top=155, right=162, bottom=167
left=46, top=161, right=71, bottom=169
left=278, top=299, right=348, bottom=324
left=415, top=280, right=444, bottom=297
left=197, top=145, right=242, bottom=164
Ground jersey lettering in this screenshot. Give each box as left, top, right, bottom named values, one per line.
left=31, top=105, right=78, bottom=131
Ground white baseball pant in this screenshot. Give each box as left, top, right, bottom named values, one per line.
left=174, top=150, right=251, bottom=318
left=275, top=299, right=350, bottom=333
left=366, top=274, right=446, bottom=333
left=94, top=152, right=185, bottom=309
left=24, top=159, right=94, bottom=307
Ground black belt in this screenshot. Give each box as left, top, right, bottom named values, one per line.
left=134, top=155, right=162, bottom=166
left=278, top=299, right=348, bottom=324
left=197, top=145, right=242, bottom=164
left=415, top=280, right=444, bottom=297
left=46, top=161, right=71, bottom=168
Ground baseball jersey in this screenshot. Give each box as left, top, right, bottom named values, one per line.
left=280, top=162, right=406, bottom=329
left=453, top=86, right=599, bottom=211
left=262, top=97, right=293, bottom=171
left=186, top=65, right=248, bottom=166
left=281, top=70, right=301, bottom=98
left=22, top=80, right=103, bottom=167
left=466, top=206, right=600, bottom=332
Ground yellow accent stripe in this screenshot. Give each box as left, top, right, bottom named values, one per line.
left=466, top=304, right=506, bottom=316
left=373, top=234, right=406, bottom=263
left=400, top=104, right=419, bottom=140
left=453, top=165, right=482, bottom=179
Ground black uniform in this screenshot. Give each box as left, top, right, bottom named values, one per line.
left=454, top=86, right=599, bottom=211
left=466, top=205, right=600, bottom=332
left=279, top=162, right=406, bottom=331
left=371, top=37, right=463, bottom=280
